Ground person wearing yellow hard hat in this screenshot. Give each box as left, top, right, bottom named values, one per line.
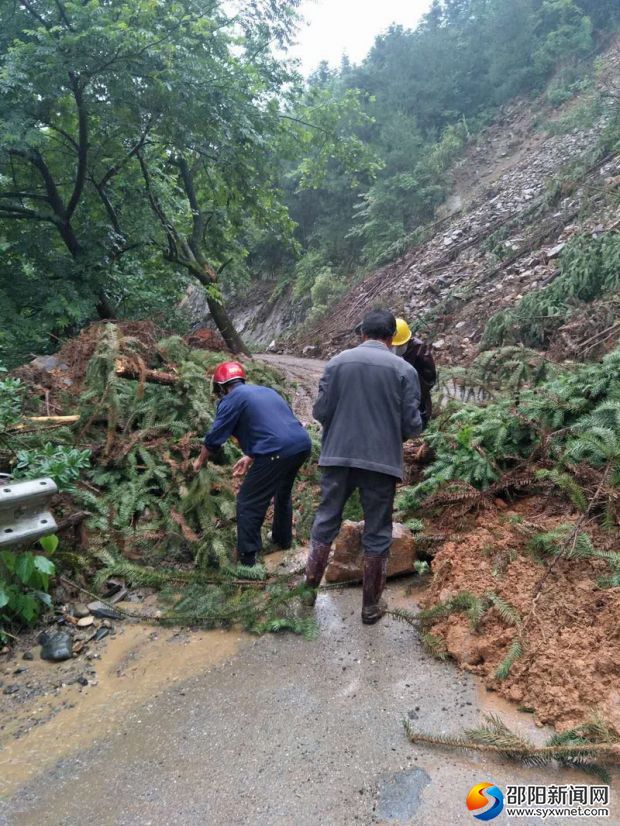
left=392, top=317, right=413, bottom=350
left=391, top=318, right=437, bottom=428
left=353, top=315, right=436, bottom=427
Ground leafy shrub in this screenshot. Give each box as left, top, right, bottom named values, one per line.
left=14, top=444, right=91, bottom=492
left=0, top=536, right=57, bottom=638
left=0, top=367, right=22, bottom=430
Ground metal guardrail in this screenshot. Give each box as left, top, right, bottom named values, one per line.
left=0, top=476, right=59, bottom=548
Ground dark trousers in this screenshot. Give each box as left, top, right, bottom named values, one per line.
left=236, top=450, right=310, bottom=563
left=311, top=467, right=397, bottom=558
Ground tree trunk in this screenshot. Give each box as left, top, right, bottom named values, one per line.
left=115, top=359, right=179, bottom=385
left=96, top=291, right=117, bottom=319
left=206, top=292, right=252, bottom=357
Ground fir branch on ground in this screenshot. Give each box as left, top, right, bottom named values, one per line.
left=404, top=714, right=620, bottom=781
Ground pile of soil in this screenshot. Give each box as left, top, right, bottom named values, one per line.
left=13, top=320, right=166, bottom=413
left=421, top=497, right=620, bottom=733
left=184, top=327, right=229, bottom=352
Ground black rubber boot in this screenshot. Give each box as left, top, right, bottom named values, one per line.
left=361, top=555, right=388, bottom=625
left=302, top=542, right=332, bottom=606
left=239, top=553, right=257, bottom=567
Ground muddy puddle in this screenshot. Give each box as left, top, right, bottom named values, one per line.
left=0, top=624, right=245, bottom=798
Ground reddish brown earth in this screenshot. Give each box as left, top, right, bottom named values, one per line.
left=420, top=498, right=620, bottom=733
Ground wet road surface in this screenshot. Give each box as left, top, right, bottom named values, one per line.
left=1, top=584, right=614, bottom=826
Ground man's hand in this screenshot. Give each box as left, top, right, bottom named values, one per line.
left=193, top=446, right=210, bottom=473
left=232, top=456, right=253, bottom=478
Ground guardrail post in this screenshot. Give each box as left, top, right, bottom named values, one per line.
left=0, top=477, right=59, bottom=549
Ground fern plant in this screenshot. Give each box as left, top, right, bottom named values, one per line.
left=483, top=232, right=620, bottom=349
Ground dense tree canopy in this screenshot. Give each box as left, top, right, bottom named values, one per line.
left=0, top=0, right=618, bottom=362
left=0, top=0, right=370, bottom=361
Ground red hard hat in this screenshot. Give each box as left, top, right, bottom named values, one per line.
left=212, top=361, right=246, bottom=386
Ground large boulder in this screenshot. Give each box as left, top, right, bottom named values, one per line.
left=325, top=521, right=416, bottom=583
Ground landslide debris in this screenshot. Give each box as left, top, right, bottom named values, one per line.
left=6, top=322, right=320, bottom=640
left=293, top=39, right=620, bottom=363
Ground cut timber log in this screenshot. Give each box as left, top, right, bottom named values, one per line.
left=114, top=359, right=178, bottom=385
left=9, top=415, right=80, bottom=431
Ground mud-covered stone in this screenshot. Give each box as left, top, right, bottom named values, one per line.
left=40, top=630, right=73, bottom=662
left=72, top=604, right=90, bottom=619
left=325, top=521, right=415, bottom=583
left=444, top=624, right=484, bottom=667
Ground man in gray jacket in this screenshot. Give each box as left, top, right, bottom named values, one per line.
left=305, top=309, right=423, bottom=624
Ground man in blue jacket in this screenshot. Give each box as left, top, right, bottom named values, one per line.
left=305, top=310, right=423, bottom=623
left=194, top=361, right=311, bottom=567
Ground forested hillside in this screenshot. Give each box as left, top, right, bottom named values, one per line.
left=245, top=0, right=620, bottom=334
left=0, top=0, right=372, bottom=364
left=2, top=0, right=619, bottom=364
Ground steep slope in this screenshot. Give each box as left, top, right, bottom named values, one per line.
left=292, top=39, right=620, bottom=363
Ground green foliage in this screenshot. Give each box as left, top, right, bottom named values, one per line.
left=535, top=468, right=588, bottom=511
left=483, top=233, right=620, bottom=348
left=400, top=347, right=620, bottom=508
left=0, top=0, right=377, bottom=361
left=406, top=518, right=425, bottom=534
left=417, top=591, right=485, bottom=630
left=96, top=560, right=317, bottom=637
left=68, top=325, right=318, bottom=637
left=420, top=631, right=448, bottom=660
left=0, top=361, right=90, bottom=495
left=404, top=401, right=535, bottom=505
left=0, top=0, right=615, bottom=355
left=486, top=592, right=522, bottom=628
left=473, top=348, right=557, bottom=390
left=254, top=0, right=617, bottom=287
left=13, top=443, right=91, bottom=492
left=495, top=639, right=523, bottom=680
left=0, top=367, right=22, bottom=429
left=0, top=540, right=56, bottom=636
left=530, top=524, right=620, bottom=568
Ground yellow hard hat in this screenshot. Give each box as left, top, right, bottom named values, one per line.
left=392, top=318, right=412, bottom=347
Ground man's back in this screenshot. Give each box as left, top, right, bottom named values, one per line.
left=206, top=384, right=311, bottom=458
left=313, top=341, right=422, bottom=479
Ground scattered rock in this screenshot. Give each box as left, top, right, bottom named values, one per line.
left=87, top=601, right=123, bottom=620
left=445, top=624, right=484, bottom=667
left=267, top=339, right=278, bottom=352
left=77, top=616, right=95, bottom=627
left=325, top=521, right=416, bottom=583
left=22, top=651, right=34, bottom=661
left=302, top=345, right=319, bottom=357
left=3, top=685, right=19, bottom=695
left=72, top=604, right=91, bottom=619
left=40, top=630, right=73, bottom=662
left=545, top=242, right=566, bottom=260
left=30, top=355, right=66, bottom=372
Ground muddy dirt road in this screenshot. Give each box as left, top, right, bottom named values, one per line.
left=258, top=353, right=325, bottom=422
left=0, top=356, right=617, bottom=825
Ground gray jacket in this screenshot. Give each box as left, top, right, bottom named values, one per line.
left=313, top=341, right=423, bottom=479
